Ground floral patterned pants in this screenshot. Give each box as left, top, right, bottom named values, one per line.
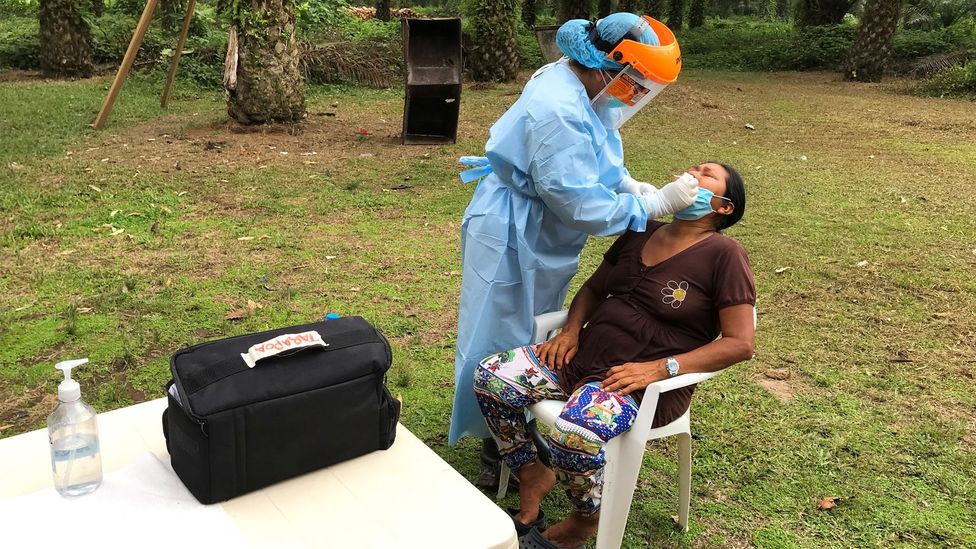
left=473, top=345, right=639, bottom=516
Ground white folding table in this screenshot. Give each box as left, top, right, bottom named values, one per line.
left=0, top=398, right=517, bottom=549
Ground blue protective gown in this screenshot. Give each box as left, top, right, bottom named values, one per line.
left=449, top=62, right=650, bottom=444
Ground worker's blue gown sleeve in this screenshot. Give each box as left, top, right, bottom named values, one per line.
left=449, top=63, right=649, bottom=444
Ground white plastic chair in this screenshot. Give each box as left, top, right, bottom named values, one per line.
left=497, top=307, right=756, bottom=549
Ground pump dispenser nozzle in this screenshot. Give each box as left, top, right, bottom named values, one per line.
left=55, top=359, right=88, bottom=402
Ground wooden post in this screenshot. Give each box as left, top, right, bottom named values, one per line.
left=161, top=0, right=197, bottom=108
left=92, top=0, right=161, bottom=129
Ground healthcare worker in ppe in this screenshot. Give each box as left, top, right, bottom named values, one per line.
left=450, top=13, right=697, bottom=481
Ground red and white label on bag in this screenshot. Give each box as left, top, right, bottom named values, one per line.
left=241, top=331, right=329, bottom=368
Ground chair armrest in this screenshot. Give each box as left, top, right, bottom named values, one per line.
left=628, top=370, right=723, bottom=441
left=647, top=371, right=721, bottom=394
left=532, top=310, right=569, bottom=344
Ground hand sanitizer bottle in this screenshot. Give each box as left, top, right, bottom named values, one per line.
left=48, top=359, right=102, bottom=496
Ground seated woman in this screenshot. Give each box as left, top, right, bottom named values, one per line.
left=473, top=162, right=756, bottom=549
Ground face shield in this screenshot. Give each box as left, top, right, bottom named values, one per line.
left=588, top=16, right=682, bottom=131
left=591, top=66, right=667, bottom=130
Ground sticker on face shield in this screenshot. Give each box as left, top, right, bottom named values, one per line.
left=607, top=72, right=651, bottom=107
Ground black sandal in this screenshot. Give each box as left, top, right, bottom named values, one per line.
left=506, top=507, right=547, bottom=537
left=517, top=527, right=584, bottom=549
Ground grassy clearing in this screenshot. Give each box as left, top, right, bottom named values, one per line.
left=1, top=70, right=975, bottom=547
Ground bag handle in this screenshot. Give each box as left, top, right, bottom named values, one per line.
left=240, top=331, right=329, bottom=368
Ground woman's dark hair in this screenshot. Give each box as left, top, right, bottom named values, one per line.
left=717, top=163, right=745, bottom=231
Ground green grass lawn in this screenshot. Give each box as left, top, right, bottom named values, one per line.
left=1, top=69, right=975, bottom=547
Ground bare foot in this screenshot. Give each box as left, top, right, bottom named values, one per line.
left=543, top=511, right=599, bottom=548
left=514, top=460, right=556, bottom=524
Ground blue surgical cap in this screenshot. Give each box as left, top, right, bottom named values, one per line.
left=556, top=12, right=660, bottom=71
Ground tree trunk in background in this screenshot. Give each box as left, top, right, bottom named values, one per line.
left=715, top=0, right=733, bottom=17
left=560, top=0, right=592, bottom=22
left=523, top=0, right=538, bottom=28
left=795, top=0, right=854, bottom=26
left=376, top=0, right=391, bottom=21
left=598, top=0, right=613, bottom=17
left=775, top=0, right=790, bottom=18
left=39, top=0, right=93, bottom=78
left=467, top=0, right=520, bottom=82
left=646, top=0, right=665, bottom=18
left=91, top=0, right=103, bottom=17
left=689, top=0, right=704, bottom=27
left=667, top=0, right=685, bottom=29
left=843, top=0, right=902, bottom=82
left=225, top=0, right=305, bottom=124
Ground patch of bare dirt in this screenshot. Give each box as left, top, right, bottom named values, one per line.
left=758, top=378, right=797, bottom=403
left=0, top=70, right=45, bottom=84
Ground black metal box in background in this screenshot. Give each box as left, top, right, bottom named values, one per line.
left=401, top=18, right=462, bottom=145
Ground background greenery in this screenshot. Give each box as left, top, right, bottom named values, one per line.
left=2, top=65, right=975, bottom=547
left=1, top=1, right=974, bottom=97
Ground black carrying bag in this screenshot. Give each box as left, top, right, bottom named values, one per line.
left=162, top=316, right=400, bottom=504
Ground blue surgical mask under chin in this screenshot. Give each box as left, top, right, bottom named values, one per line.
left=674, top=187, right=729, bottom=220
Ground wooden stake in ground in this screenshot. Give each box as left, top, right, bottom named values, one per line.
left=92, top=0, right=161, bottom=129
left=161, top=0, right=198, bottom=108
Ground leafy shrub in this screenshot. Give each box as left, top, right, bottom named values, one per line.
left=917, top=62, right=976, bottom=99
left=89, top=13, right=167, bottom=64
left=0, top=16, right=39, bottom=70
left=681, top=17, right=972, bottom=72
left=517, top=23, right=545, bottom=70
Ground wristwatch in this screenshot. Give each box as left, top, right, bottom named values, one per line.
left=665, top=356, right=680, bottom=377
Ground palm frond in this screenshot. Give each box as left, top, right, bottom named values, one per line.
left=911, top=49, right=971, bottom=77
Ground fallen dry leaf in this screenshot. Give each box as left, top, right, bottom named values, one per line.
left=856, top=260, right=869, bottom=268
left=176, top=191, right=188, bottom=197
left=775, top=266, right=790, bottom=274
left=817, top=497, right=840, bottom=511
left=14, top=302, right=35, bottom=312
left=225, top=309, right=249, bottom=321
left=110, top=210, right=120, bottom=217
left=88, top=184, right=102, bottom=193
left=325, top=255, right=337, bottom=260
left=246, top=300, right=263, bottom=311
left=77, top=307, right=93, bottom=314
left=110, top=227, right=125, bottom=236
left=237, top=236, right=255, bottom=241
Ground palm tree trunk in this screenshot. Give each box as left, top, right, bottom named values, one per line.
left=667, top=0, right=686, bottom=30
left=646, top=0, right=665, bottom=18
left=775, top=0, right=790, bottom=19
left=468, top=0, right=520, bottom=82
left=523, top=0, right=538, bottom=28
left=225, top=0, right=305, bottom=124
left=843, top=0, right=902, bottom=82
left=795, top=0, right=855, bottom=26
left=689, top=0, right=704, bottom=27
left=560, top=0, right=592, bottom=22
left=39, top=0, right=93, bottom=77
left=376, top=0, right=390, bottom=21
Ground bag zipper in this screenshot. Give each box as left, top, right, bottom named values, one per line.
left=171, top=329, right=390, bottom=421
